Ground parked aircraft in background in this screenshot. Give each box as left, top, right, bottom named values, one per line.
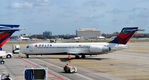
left=18, top=36, right=30, bottom=41
left=21, top=27, right=142, bottom=58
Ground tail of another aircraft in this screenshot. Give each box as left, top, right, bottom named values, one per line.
left=110, top=27, right=139, bottom=44
left=0, top=24, right=20, bottom=49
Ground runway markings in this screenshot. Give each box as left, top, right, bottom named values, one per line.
left=75, top=73, right=94, bottom=80
left=48, top=72, right=64, bottom=80
left=22, top=59, right=40, bottom=68
left=22, top=59, right=64, bottom=80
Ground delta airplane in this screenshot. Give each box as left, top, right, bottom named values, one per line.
left=21, top=27, right=142, bottom=58
left=18, top=36, right=30, bottom=41
left=0, top=24, right=20, bottom=57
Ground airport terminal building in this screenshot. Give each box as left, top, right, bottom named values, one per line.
left=43, top=31, right=52, bottom=39
left=76, top=28, right=101, bottom=40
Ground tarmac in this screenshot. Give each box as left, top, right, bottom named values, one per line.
left=0, top=41, right=149, bottom=80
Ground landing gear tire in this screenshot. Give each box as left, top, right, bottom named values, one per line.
left=81, top=55, right=86, bottom=59
left=75, top=55, right=80, bottom=59
left=26, top=54, right=29, bottom=58
left=1, top=61, right=5, bottom=64
left=6, top=54, right=12, bottom=58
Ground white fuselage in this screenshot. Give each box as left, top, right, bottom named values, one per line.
left=21, top=42, right=127, bottom=55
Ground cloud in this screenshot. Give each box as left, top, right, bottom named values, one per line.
left=34, top=0, right=50, bottom=6
left=5, top=0, right=149, bottom=34
left=129, top=8, right=149, bottom=20
left=11, top=0, right=50, bottom=9
left=137, top=0, right=149, bottom=3
left=131, top=7, right=148, bottom=12
left=11, top=2, right=33, bottom=8
left=107, top=8, right=126, bottom=14
left=84, top=0, right=106, bottom=8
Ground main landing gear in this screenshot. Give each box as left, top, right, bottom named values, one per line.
left=75, top=55, right=86, bottom=59
left=75, top=55, right=80, bottom=59
left=26, top=54, right=29, bottom=58
left=81, top=55, right=86, bottom=58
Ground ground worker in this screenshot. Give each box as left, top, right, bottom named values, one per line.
left=64, top=63, right=70, bottom=73
left=66, top=64, right=69, bottom=67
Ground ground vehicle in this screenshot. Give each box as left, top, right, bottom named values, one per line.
left=64, top=65, right=77, bottom=73
left=12, top=45, right=20, bottom=54
left=0, top=51, right=13, bottom=64
left=0, top=51, right=6, bottom=64
left=0, top=74, right=12, bottom=80
left=0, top=57, right=5, bottom=64
left=0, top=51, right=13, bottom=59
left=24, top=68, right=47, bottom=80
left=3, top=52, right=13, bottom=59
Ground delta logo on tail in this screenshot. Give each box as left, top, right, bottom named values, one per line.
left=110, top=27, right=138, bottom=44
left=0, top=24, right=20, bottom=49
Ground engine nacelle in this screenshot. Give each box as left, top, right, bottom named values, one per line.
left=89, top=45, right=111, bottom=53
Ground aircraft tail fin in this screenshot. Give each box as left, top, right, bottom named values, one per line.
left=0, top=24, right=20, bottom=48
left=110, top=27, right=139, bottom=44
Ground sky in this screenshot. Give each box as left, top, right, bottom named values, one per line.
left=0, top=0, right=149, bottom=35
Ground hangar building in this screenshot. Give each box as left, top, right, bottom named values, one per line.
left=76, top=28, right=101, bottom=40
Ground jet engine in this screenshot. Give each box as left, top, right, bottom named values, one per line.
left=89, top=45, right=111, bottom=53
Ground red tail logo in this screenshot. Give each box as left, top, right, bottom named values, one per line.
left=0, top=24, right=20, bottom=49
left=0, top=31, right=14, bottom=47
left=110, top=27, right=138, bottom=44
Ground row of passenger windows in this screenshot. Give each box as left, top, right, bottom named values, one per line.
left=37, top=44, right=52, bottom=47
left=34, top=44, right=89, bottom=48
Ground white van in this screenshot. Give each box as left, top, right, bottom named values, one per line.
left=0, top=51, right=13, bottom=59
